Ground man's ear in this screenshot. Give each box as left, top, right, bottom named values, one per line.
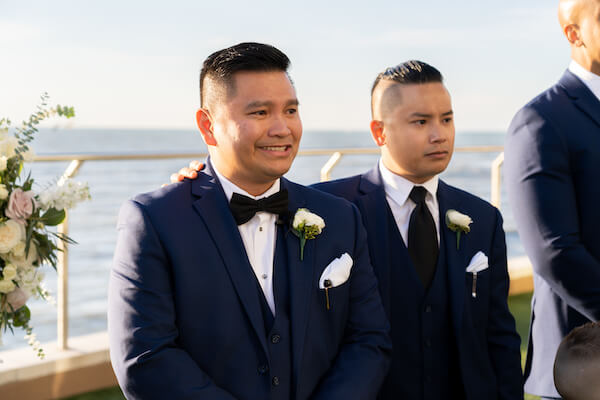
left=196, top=108, right=217, bottom=146
left=564, top=24, right=582, bottom=46
left=370, top=120, right=386, bottom=146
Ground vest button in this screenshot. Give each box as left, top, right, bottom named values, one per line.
left=271, top=334, right=281, bottom=344
left=424, top=305, right=432, bottom=313
left=272, top=376, right=280, bottom=386
left=257, top=365, right=269, bottom=375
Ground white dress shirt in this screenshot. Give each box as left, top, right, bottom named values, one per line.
left=379, top=159, right=440, bottom=246
left=569, top=60, right=600, bottom=101
left=213, top=167, right=279, bottom=315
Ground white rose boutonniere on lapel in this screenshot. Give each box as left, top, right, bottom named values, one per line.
left=445, top=209, right=472, bottom=250
left=292, top=208, right=325, bottom=261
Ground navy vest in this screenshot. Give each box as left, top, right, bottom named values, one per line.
left=256, top=226, right=293, bottom=400
left=380, top=205, right=464, bottom=400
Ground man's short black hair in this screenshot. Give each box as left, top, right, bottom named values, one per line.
left=199, top=42, right=291, bottom=107
left=371, top=60, right=443, bottom=96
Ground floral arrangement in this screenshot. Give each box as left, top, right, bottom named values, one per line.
left=292, top=208, right=325, bottom=261
left=0, top=94, right=90, bottom=357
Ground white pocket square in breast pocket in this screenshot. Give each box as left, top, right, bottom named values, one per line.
left=466, top=251, right=488, bottom=273
left=319, top=253, right=353, bottom=289
left=466, top=251, right=488, bottom=298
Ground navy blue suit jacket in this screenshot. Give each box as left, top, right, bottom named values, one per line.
left=506, top=70, right=600, bottom=397
left=108, top=164, right=391, bottom=399
left=314, top=167, right=523, bottom=399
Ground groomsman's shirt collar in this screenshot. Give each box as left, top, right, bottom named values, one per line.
left=378, top=159, right=440, bottom=245
left=213, top=166, right=281, bottom=201
left=569, top=60, right=600, bottom=102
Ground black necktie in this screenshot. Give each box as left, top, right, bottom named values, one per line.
left=408, top=186, right=439, bottom=289
left=229, top=189, right=289, bottom=225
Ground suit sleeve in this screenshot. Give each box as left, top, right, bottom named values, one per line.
left=505, top=106, right=600, bottom=321
left=311, top=204, right=392, bottom=400
left=486, top=209, right=524, bottom=399
left=108, top=200, right=237, bottom=400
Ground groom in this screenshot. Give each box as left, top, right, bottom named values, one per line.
left=108, top=42, right=391, bottom=400
left=172, top=61, right=524, bottom=399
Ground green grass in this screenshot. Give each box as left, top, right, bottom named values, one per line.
left=64, top=293, right=539, bottom=400
left=62, top=387, right=124, bottom=400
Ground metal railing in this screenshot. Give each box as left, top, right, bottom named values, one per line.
left=37, top=145, right=504, bottom=350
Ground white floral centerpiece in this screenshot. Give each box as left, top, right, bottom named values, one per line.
left=0, top=94, right=90, bottom=357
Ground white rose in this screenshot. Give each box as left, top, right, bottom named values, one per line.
left=10, top=241, right=25, bottom=257
left=0, top=219, right=24, bottom=253
left=2, top=263, right=17, bottom=280
left=0, top=278, right=16, bottom=293
left=293, top=208, right=325, bottom=233
left=0, top=156, right=7, bottom=172
left=446, top=209, right=473, bottom=232
left=0, top=184, right=8, bottom=201
left=10, top=244, right=38, bottom=269
left=18, top=267, right=43, bottom=296
left=0, top=136, right=19, bottom=158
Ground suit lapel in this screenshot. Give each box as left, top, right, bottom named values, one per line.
left=356, top=167, right=393, bottom=313
left=437, top=181, right=468, bottom=337
left=280, top=179, right=316, bottom=387
left=191, top=164, right=268, bottom=354
left=560, top=70, right=600, bottom=129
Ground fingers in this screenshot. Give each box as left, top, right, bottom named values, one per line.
left=170, top=173, right=184, bottom=183
left=168, top=161, right=203, bottom=185
left=189, top=160, right=204, bottom=171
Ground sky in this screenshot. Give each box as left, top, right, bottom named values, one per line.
left=0, top=0, right=568, bottom=133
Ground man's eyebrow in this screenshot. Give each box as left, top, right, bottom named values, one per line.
left=245, top=99, right=299, bottom=110
left=409, top=110, right=454, bottom=118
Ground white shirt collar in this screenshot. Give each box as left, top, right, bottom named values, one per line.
left=378, top=159, right=439, bottom=206
left=213, top=166, right=281, bottom=202
left=568, top=60, right=600, bottom=101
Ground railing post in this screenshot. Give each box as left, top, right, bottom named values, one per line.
left=55, top=159, right=83, bottom=350
left=491, top=152, right=504, bottom=209
left=320, top=152, right=343, bottom=182
left=57, top=211, right=69, bottom=350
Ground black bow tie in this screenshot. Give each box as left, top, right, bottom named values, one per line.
left=229, top=189, right=289, bottom=225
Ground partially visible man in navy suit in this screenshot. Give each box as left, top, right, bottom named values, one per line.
left=108, top=42, right=391, bottom=400
left=175, top=60, right=523, bottom=399
left=314, top=62, right=523, bottom=399
left=505, top=0, right=600, bottom=398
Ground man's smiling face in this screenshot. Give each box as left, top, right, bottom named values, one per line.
left=198, top=70, right=302, bottom=194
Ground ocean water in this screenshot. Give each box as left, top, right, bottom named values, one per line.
left=1, top=128, right=520, bottom=350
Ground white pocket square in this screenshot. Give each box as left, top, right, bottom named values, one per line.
left=466, top=251, right=488, bottom=273
left=319, top=253, right=353, bottom=289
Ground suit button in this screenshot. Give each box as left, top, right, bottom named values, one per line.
left=257, top=365, right=269, bottom=375
left=424, top=305, right=432, bottom=313
left=271, top=334, right=281, bottom=344
left=272, top=376, right=280, bottom=386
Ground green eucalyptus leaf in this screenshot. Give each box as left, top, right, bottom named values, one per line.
left=40, top=207, right=66, bottom=226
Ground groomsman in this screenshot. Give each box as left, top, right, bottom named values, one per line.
left=175, top=60, right=523, bottom=399
left=109, top=42, right=391, bottom=400
left=505, top=0, right=600, bottom=398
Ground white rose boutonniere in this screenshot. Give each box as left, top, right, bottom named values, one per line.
left=292, top=208, right=325, bottom=261
left=445, top=209, right=472, bottom=250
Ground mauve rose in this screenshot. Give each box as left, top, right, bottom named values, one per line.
left=6, top=287, right=29, bottom=310
left=5, top=188, right=36, bottom=224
